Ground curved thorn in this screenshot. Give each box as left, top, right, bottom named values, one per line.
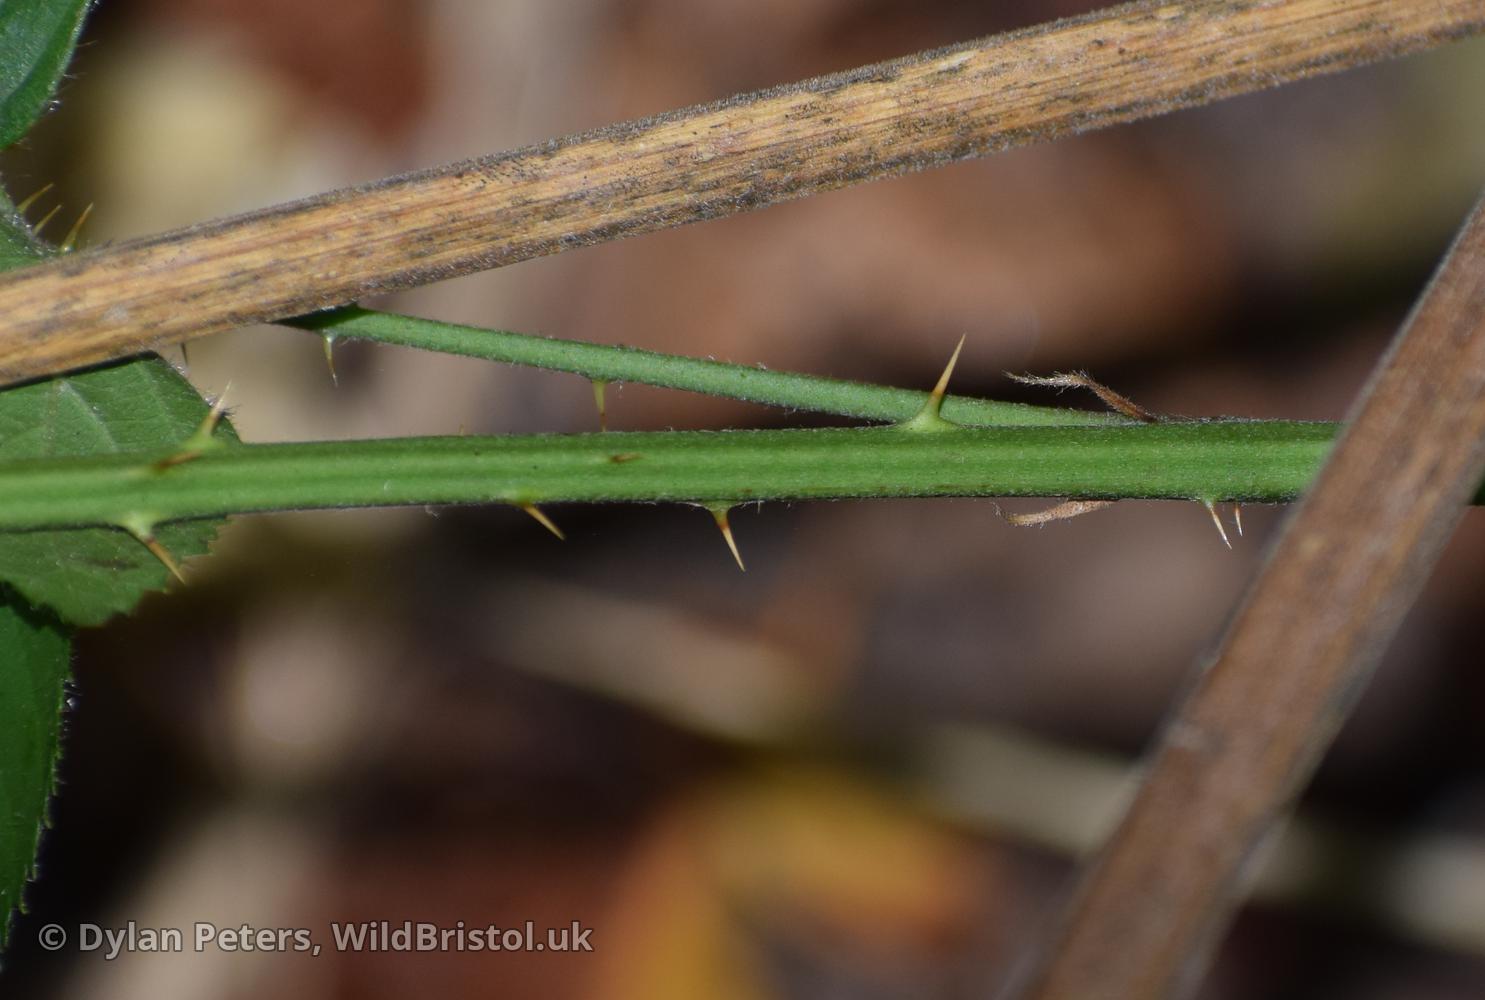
left=521, top=503, right=565, bottom=541
left=1233, top=503, right=1245, bottom=537
left=15, top=182, right=55, bottom=215
left=32, top=203, right=62, bottom=238
left=59, top=202, right=94, bottom=253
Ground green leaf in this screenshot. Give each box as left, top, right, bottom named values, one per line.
left=0, top=188, right=47, bottom=269
left=0, top=168, right=233, bottom=629
left=0, top=599, right=69, bottom=949
left=0, top=1, right=87, bottom=946
left=0, top=123, right=237, bottom=626
left=0, top=357, right=238, bottom=626
left=0, top=5, right=198, bottom=952
left=0, top=0, right=92, bottom=150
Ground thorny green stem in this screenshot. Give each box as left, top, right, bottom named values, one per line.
left=9, top=308, right=1484, bottom=532
left=15, top=308, right=1485, bottom=531
left=287, top=308, right=1127, bottom=427
left=0, top=422, right=1341, bottom=532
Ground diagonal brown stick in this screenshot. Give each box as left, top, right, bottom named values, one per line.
left=2, top=0, right=1483, bottom=385
left=1006, top=192, right=1485, bottom=999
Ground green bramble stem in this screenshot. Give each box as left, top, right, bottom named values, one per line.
left=0, top=422, right=1340, bottom=532
left=286, top=308, right=1127, bottom=428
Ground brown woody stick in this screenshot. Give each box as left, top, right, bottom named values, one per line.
left=1007, top=193, right=1485, bottom=999
left=2, top=0, right=1483, bottom=385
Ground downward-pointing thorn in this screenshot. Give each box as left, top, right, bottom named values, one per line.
left=322, top=334, right=339, bottom=387
left=592, top=380, right=609, bottom=431
left=143, top=536, right=187, bottom=583
left=707, top=505, right=746, bottom=572
left=15, top=182, right=54, bottom=215
left=121, top=518, right=186, bottom=583
left=59, top=202, right=93, bottom=253
left=1233, top=503, right=1245, bottom=537
left=521, top=503, right=565, bottom=541
left=1204, top=501, right=1232, bottom=549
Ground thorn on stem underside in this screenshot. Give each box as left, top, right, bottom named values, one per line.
left=520, top=503, right=566, bottom=541
left=592, top=380, right=609, bottom=432
left=1203, top=501, right=1232, bottom=549
left=704, top=504, right=746, bottom=572
left=119, top=517, right=186, bottom=583
left=322, top=334, right=339, bottom=387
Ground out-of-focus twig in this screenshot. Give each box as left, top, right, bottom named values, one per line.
left=1007, top=192, right=1485, bottom=1000
left=1, top=0, right=1482, bottom=384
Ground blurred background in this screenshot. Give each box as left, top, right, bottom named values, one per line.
left=3, top=1, right=1485, bottom=997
